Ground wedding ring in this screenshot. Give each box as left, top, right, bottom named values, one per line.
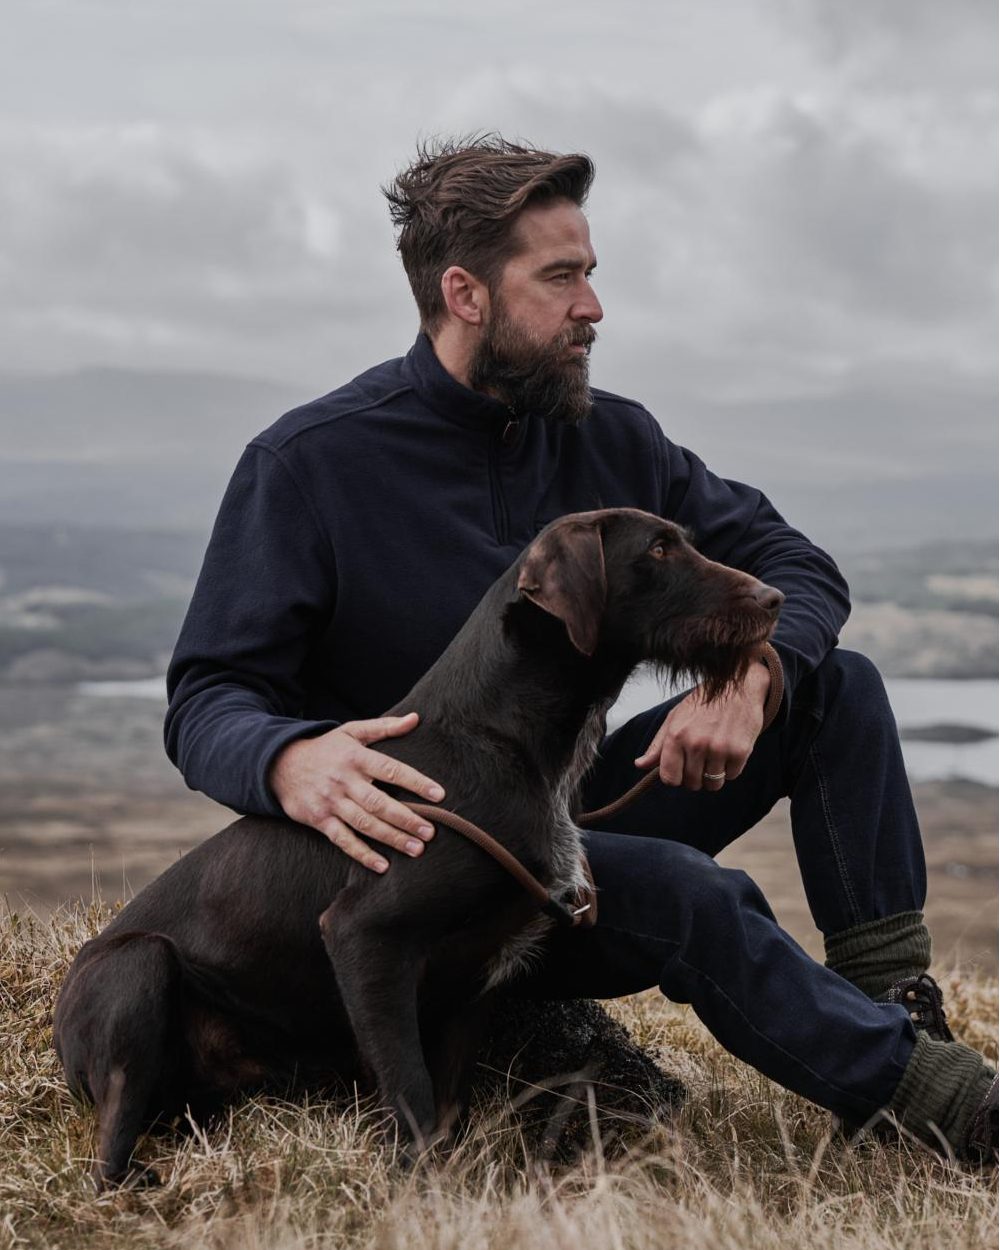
left=703, top=771, right=726, bottom=782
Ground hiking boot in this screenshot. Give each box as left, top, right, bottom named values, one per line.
left=878, top=973, right=954, bottom=1042
left=960, top=1074, right=999, bottom=1166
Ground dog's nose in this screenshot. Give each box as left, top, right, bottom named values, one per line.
left=754, top=584, right=785, bottom=612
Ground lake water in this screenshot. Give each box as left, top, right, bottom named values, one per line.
left=79, top=673, right=999, bottom=787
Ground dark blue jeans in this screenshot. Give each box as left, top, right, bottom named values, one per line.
left=518, top=649, right=926, bottom=1123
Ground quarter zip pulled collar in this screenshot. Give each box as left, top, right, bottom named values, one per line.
left=403, top=333, right=527, bottom=544
left=403, top=333, right=524, bottom=435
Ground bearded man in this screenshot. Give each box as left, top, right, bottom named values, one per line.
left=165, top=136, right=997, bottom=1161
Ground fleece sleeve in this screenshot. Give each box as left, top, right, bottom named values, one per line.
left=164, top=441, right=340, bottom=816
left=652, top=419, right=851, bottom=710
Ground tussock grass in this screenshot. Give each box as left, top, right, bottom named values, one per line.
left=1, top=902, right=996, bottom=1250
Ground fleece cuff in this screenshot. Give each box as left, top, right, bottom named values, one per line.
left=824, top=911, right=931, bottom=998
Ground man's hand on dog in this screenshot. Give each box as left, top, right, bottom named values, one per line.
left=635, top=664, right=771, bottom=791
left=269, top=713, right=445, bottom=872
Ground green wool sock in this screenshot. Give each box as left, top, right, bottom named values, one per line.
left=824, top=911, right=931, bottom=998
left=888, top=1032, right=996, bottom=1155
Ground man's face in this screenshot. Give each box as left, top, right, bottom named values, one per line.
left=468, top=200, right=603, bottom=423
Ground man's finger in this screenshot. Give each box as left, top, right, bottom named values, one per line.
left=727, top=751, right=751, bottom=781
left=681, top=744, right=708, bottom=791
left=634, top=719, right=670, bottom=768
left=656, top=736, right=685, bottom=786
left=341, top=712, right=421, bottom=744
left=364, top=748, right=445, bottom=803
left=318, top=816, right=390, bottom=874
left=700, top=755, right=728, bottom=791
left=337, top=798, right=431, bottom=858
left=347, top=781, right=437, bottom=842
left=634, top=734, right=663, bottom=769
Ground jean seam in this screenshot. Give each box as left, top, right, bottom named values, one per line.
left=783, top=700, right=822, bottom=793
left=599, top=921, right=905, bottom=1110
left=808, top=741, right=863, bottom=927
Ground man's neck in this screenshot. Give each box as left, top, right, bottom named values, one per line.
left=429, top=323, right=478, bottom=391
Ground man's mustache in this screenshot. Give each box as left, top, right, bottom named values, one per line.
left=565, top=326, right=598, bottom=351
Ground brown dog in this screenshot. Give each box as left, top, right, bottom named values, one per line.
left=53, top=508, right=781, bottom=1187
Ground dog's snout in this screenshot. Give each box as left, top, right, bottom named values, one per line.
left=754, top=584, right=784, bottom=613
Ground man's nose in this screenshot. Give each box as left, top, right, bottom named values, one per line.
left=573, top=288, right=603, bottom=324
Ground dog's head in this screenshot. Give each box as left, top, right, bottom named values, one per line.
left=515, top=508, right=782, bottom=696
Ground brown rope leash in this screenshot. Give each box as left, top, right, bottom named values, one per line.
left=406, top=802, right=596, bottom=928
left=404, top=643, right=784, bottom=929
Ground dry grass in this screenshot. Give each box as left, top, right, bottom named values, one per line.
left=1, top=901, right=997, bottom=1250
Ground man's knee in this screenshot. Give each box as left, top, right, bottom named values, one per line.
left=589, top=835, right=773, bottom=935
left=682, top=857, right=777, bottom=933
left=806, top=648, right=894, bottom=731
left=825, top=648, right=886, bottom=693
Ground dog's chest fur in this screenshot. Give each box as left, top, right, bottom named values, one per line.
left=481, top=698, right=611, bottom=992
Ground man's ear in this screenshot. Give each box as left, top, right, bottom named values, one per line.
left=516, top=518, right=607, bottom=656
left=441, top=266, right=487, bottom=326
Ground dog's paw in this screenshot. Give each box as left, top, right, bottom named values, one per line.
left=94, top=1162, right=162, bottom=1193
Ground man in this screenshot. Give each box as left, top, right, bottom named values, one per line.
left=166, top=136, right=996, bottom=1160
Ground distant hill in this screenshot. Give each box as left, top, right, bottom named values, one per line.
left=0, top=524, right=205, bottom=600
left=0, top=459, right=233, bottom=531
left=0, top=366, right=304, bottom=464
left=0, top=364, right=996, bottom=550
left=0, top=366, right=305, bottom=529
left=0, top=459, right=992, bottom=553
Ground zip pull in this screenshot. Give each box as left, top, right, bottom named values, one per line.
left=500, top=417, right=520, bottom=447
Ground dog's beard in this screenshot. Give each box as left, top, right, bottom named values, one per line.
left=468, top=299, right=596, bottom=423
left=653, top=646, right=755, bottom=704
left=650, top=615, right=775, bottom=702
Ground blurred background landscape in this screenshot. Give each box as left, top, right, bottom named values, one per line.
left=1, top=0, right=996, bottom=973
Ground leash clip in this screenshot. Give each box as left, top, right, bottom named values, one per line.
left=542, top=897, right=594, bottom=927
left=542, top=897, right=581, bottom=927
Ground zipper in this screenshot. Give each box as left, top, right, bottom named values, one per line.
left=487, top=416, right=520, bottom=544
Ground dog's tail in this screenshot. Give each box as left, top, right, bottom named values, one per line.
left=54, top=930, right=187, bottom=1188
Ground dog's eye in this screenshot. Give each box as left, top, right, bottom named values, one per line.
left=649, top=542, right=668, bottom=560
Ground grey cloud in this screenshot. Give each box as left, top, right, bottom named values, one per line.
left=470, top=81, right=995, bottom=399
left=1, top=0, right=994, bottom=427
left=0, top=126, right=416, bottom=380
left=707, top=96, right=994, bottom=334
left=770, top=0, right=996, bottom=87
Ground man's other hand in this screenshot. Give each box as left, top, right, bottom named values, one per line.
left=268, top=713, right=445, bottom=872
left=634, top=663, right=770, bottom=791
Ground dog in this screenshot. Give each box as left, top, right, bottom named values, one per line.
left=53, top=507, right=782, bottom=1187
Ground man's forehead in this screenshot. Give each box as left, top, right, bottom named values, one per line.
left=509, top=200, right=596, bottom=266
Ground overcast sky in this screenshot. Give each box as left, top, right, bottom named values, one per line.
left=2, top=0, right=996, bottom=492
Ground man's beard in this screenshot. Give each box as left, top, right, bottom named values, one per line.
left=467, top=301, right=597, bottom=424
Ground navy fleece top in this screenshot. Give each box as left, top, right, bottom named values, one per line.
left=165, top=333, right=850, bottom=816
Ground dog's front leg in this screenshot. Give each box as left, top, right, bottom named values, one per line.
left=319, top=889, right=437, bottom=1152
left=423, top=989, right=498, bottom=1140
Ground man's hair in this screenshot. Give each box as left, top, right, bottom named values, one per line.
left=383, top=134, right=595, bottom=333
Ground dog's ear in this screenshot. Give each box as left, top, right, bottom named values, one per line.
left=516, top=519, right=607, bottom=656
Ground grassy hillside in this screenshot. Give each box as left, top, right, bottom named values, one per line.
left=1, top=903, right=996, bottom=1250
